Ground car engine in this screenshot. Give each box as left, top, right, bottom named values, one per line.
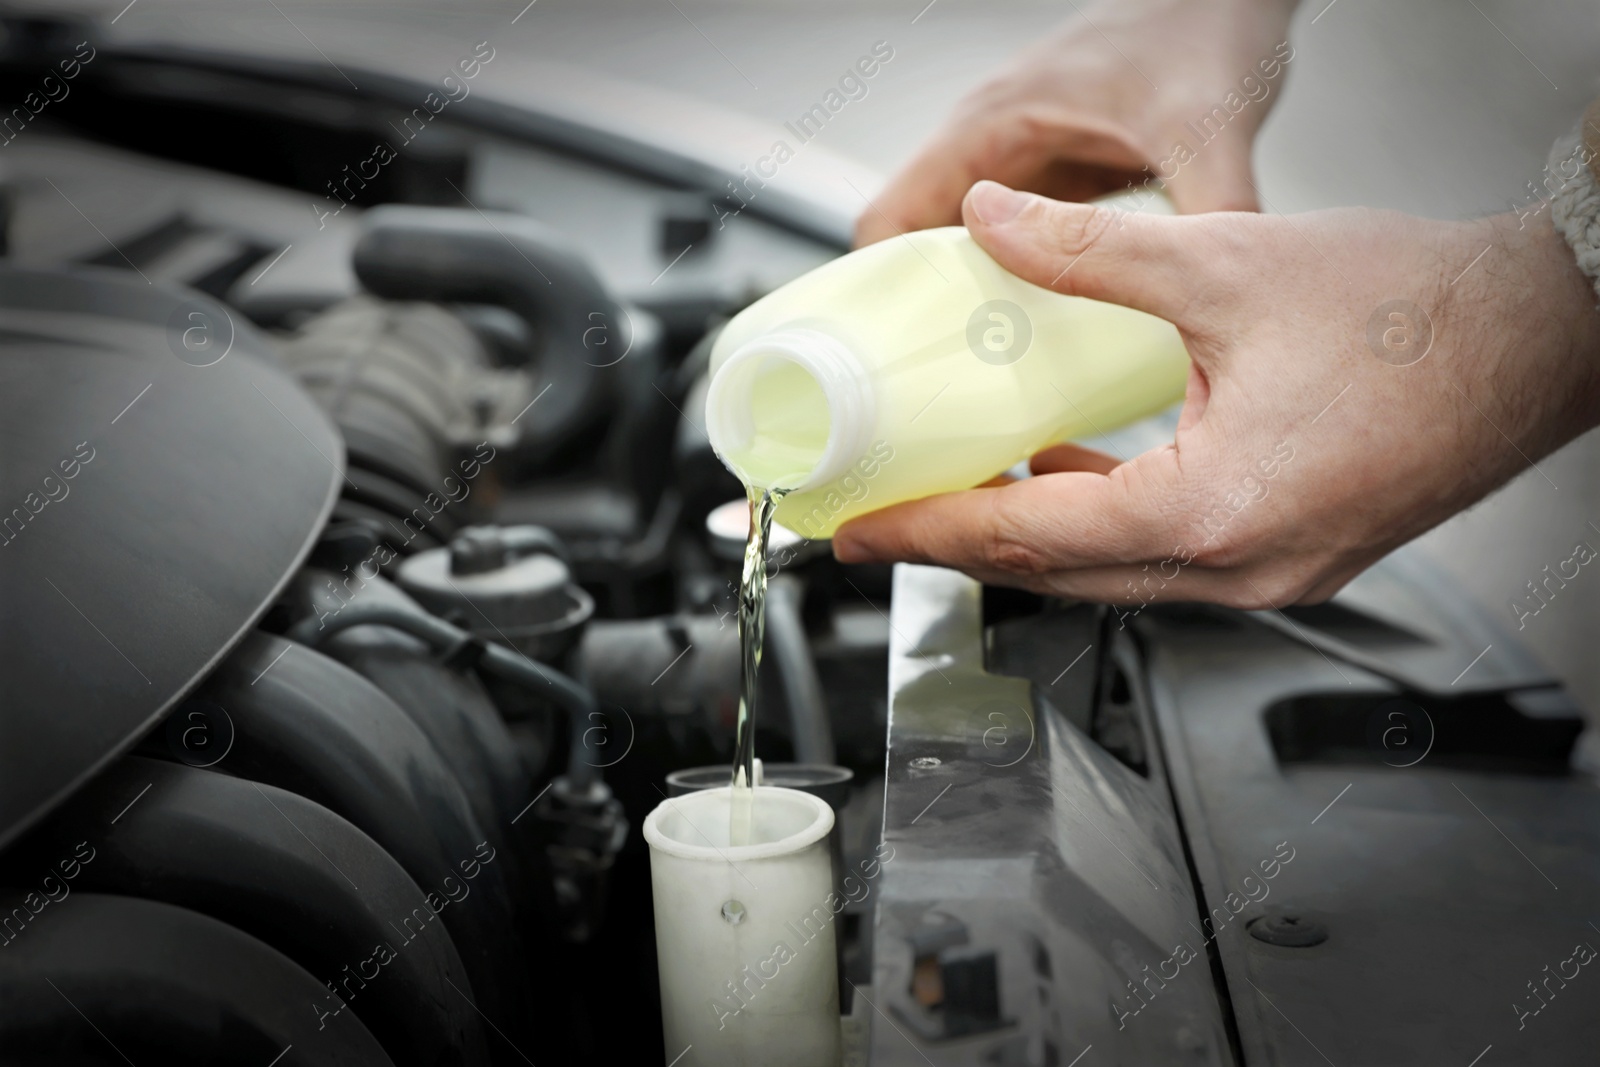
left=4, top=11, right=1600, bottom=1067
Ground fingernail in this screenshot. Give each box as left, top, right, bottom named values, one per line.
left=970, top=181, right=1027, bottom=225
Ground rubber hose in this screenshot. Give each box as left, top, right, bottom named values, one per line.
left=289, top=605, right=600, bottom=788
left=353, top=205, right=621, bottom=462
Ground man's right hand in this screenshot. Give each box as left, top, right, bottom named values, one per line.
left=836, top=183, right=1600, bottom=611
left=855, top=0, right=1298, bottom=246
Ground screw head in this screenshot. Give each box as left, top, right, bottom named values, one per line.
left=1247, top=913, right=1328, bottom=948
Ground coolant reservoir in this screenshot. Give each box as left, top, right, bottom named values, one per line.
left=703, top=218, right=1189, bottom=539
left=645, top=784, right=839, bottom=1066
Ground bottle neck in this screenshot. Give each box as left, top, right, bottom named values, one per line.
left=704, top=327, right=876, bottom=492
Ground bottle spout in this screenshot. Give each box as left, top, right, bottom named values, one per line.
left=704, top=328, right=876, bottom=493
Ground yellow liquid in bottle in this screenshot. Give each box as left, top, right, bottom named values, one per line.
left=708, top=224, right=1190, bottom=539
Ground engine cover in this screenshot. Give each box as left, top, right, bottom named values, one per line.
left=0, top=265, right=341, bottom=848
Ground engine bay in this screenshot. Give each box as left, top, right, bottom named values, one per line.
left=4, top=13, right=1600, bottom=1067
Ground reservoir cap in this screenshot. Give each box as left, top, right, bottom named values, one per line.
left=705, top=497, right=822, bottom=561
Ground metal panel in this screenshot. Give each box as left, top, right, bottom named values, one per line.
left=871, top=565, right=1232, bottom=1066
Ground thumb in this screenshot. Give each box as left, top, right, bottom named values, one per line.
left=1161, top=133, right=1260, bottom=214
left=962, top=181, right=1219, bottom=326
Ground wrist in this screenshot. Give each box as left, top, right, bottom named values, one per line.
left=1477, top=211, right=1600, bottom=438
left=1490, top=210, right=1600, bottom=349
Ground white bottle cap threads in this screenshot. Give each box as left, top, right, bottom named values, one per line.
left=704, top=327, right=877, bottom=492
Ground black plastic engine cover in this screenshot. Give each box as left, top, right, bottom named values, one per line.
left=0, top=265, right=341, bottom=848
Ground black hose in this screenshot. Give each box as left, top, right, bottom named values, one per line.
left=288, top=605, right=600, bottom=788
left=764, top=577, right=836, bottom=766
left=353, top=205, right=622, bottom=462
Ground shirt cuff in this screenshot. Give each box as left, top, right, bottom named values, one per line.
left=1548, top=99, right=1600, bottom=300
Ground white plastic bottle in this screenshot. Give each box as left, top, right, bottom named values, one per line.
left=703, top=218, right=1190, bottom=539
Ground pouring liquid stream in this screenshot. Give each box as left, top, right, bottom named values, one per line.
left=730, top=485, right=789, bottom=846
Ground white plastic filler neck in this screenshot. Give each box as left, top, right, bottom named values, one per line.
left=704, top=327, right=876, bottom=492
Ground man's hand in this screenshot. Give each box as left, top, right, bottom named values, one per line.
left=833, top=181, right=1600, bottom=611
left=855, top=0, right=1298, bottom=246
